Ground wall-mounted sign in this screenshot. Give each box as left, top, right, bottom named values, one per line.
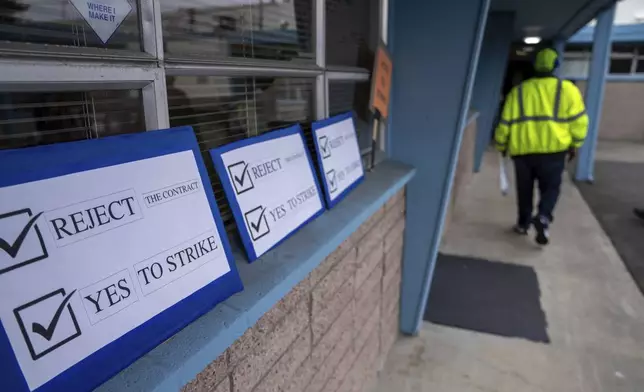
left=312, top=112, right=365, bottom=208
left=69, top=0, right=132, bottom=44
left=0, top=127, right=243, bottom=392
left=369, top=44, right=393, bottom=119
left=211, top=125, right=324, bottom=261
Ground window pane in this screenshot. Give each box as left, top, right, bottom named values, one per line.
left=560, top=58, right=590, bottom=79
left=326, top=0, right=379, bottom=68
left=0, top=89, right=144, bottom=150
left=610, top=58, right=632, bottom=74
left=0, top=0, right=142, bottom=51
left=328, top=80, right=373, bottom=157
left=160, top=0, right=313, bottom=63
left=612, top=44, right=635, bottom=54
left=167, top=75, right=314, bottom=227
left=636, top=60, right=644, bottom=74
left=565, top=44, right=590, bottom=53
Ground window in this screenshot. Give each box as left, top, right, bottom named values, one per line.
left=612, top=43, right=635, bottom=54
left=326, top=0, right=379, bottom=68
left=328, top=80, right=371, bottom=153
left=636, top=59, right=644, bottom=74
left=160, top=0, right=314, bottom=62
left=562, top=43, right=644, bottom=76
left=167, top=75, right=314, bottom=226
left=0, top=0, right=142, bottom=52
left=565, top=44, right=590, bottom=53
left=0, top=0, right=385, bottom=235
left=610, top=58, right=632, bottom=74
left=561, top=57, right=590, bottom=79
left=0, top=89, right=144, bottom=150
left=561, top=45, right=592, bottom=79
left=168, top=75, right=314, bottom=145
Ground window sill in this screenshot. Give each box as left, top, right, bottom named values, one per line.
left=96, top=160, right=416, bottom=392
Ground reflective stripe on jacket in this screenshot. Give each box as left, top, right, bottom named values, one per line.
left=494, top=77, right=589, bottom=156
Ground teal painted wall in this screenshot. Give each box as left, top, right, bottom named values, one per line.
left=389, top=0, right=491, bottom=334
left=472, top=12, right=515, bottom=172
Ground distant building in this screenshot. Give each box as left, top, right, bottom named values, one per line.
left=563, top=23, right=644, bottom=143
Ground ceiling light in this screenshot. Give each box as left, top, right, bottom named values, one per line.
left=524, top=36, right=541, bottom=45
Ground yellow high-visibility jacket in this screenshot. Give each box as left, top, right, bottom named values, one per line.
left=495, top=77, right=589, bottom=156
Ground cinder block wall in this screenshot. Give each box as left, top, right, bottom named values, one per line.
left=576, top=80, right=644, bottom=143
left=182, top=190, right=406, bottom=392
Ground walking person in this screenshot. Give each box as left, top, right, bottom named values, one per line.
left=495, top=48, right=589, bottom=245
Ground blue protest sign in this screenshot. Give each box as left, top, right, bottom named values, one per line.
left=210, top=125, right=324, bottom=261
left=312, top=112, right=365, bottom=208
left=0, top=127, right=243, bottom=392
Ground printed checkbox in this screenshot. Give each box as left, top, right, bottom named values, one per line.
left=326, top=169, right=338, bottom=194
left=319, top=136, right=331, bottom=159
left=227, top=161, right=254, bottom=195
left=14, top=288, right=81, bottom=361
left=244, top=205, right=270, bottom=241
left=0, top=208, right=48, bottom=276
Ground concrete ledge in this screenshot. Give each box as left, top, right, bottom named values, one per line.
left=96, top=160, right=416, bottom=392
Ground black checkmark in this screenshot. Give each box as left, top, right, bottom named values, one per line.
left=32, top=289, right=77, bottom=341
left=234, top=163, right=249, bottom=187
left=0, top=211, right=43, bottom=258
left=327, top=170, right=337, bottom=192
left=228, top=161, right=255, bottom=195
left=319, top=136, right=331, bottom=158
left=249, top=208, right=267, bottom=233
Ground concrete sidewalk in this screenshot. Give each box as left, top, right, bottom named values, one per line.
left=372, top=152, right=644, bottom=392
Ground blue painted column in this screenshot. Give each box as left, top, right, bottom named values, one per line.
left=472, top=12, right=515, bottom=172
left=575, top=4, right=616, bottom=182
left=389, top=0, right=490, bottom=335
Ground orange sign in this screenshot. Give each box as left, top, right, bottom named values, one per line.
left=370, top=45, right=393, bottom=119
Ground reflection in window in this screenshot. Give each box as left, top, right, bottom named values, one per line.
left=561, top=57, right=590, bottom=79
left=0, top=89, right=144, bottom=150
left=329, top=80, right=372, bottom=153
left=636, top=59, right=644, bottom=74
left=0, top=0, right=142, bottom=51
left=612, top=44, right=635, bottom=54
left=160, top=0, right=313, bottom=62
left=167, top=75, right=314, bottom=227
left=326, top=0, right=379, bottom=68
left=565, top=44, right=590, bottom=53
left=610, top=58, right=632, bottom=74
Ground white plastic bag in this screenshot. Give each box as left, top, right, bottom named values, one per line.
left=499, top=154, right=509, bottom=196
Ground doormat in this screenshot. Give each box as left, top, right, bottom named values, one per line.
left=423, top=253, right=550, bottom=343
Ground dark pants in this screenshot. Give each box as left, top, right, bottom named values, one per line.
left=513, top=152, right=567, bottom=227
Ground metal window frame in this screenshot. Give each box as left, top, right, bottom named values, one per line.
left=0, top=0, right=387, bottom=150
left=320, top=0, right=382, bottom=121
left=630, top=47, right=640, bottom=74
left=141, top=0, right=164, bottom=59
left=0, top=59, right=166, bottom=130
left=315, top=0, right=327, bottom=119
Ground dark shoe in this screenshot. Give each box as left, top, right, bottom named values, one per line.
left=513, top=225, right=529, bottom=235
left=634, top=208, right=644, bottom=221
left=532, top=215, right=550, bottom=245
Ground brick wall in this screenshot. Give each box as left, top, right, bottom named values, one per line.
left=182, top=189, right=406, bottom=392
left=576, top=80, right=644, bottom=143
